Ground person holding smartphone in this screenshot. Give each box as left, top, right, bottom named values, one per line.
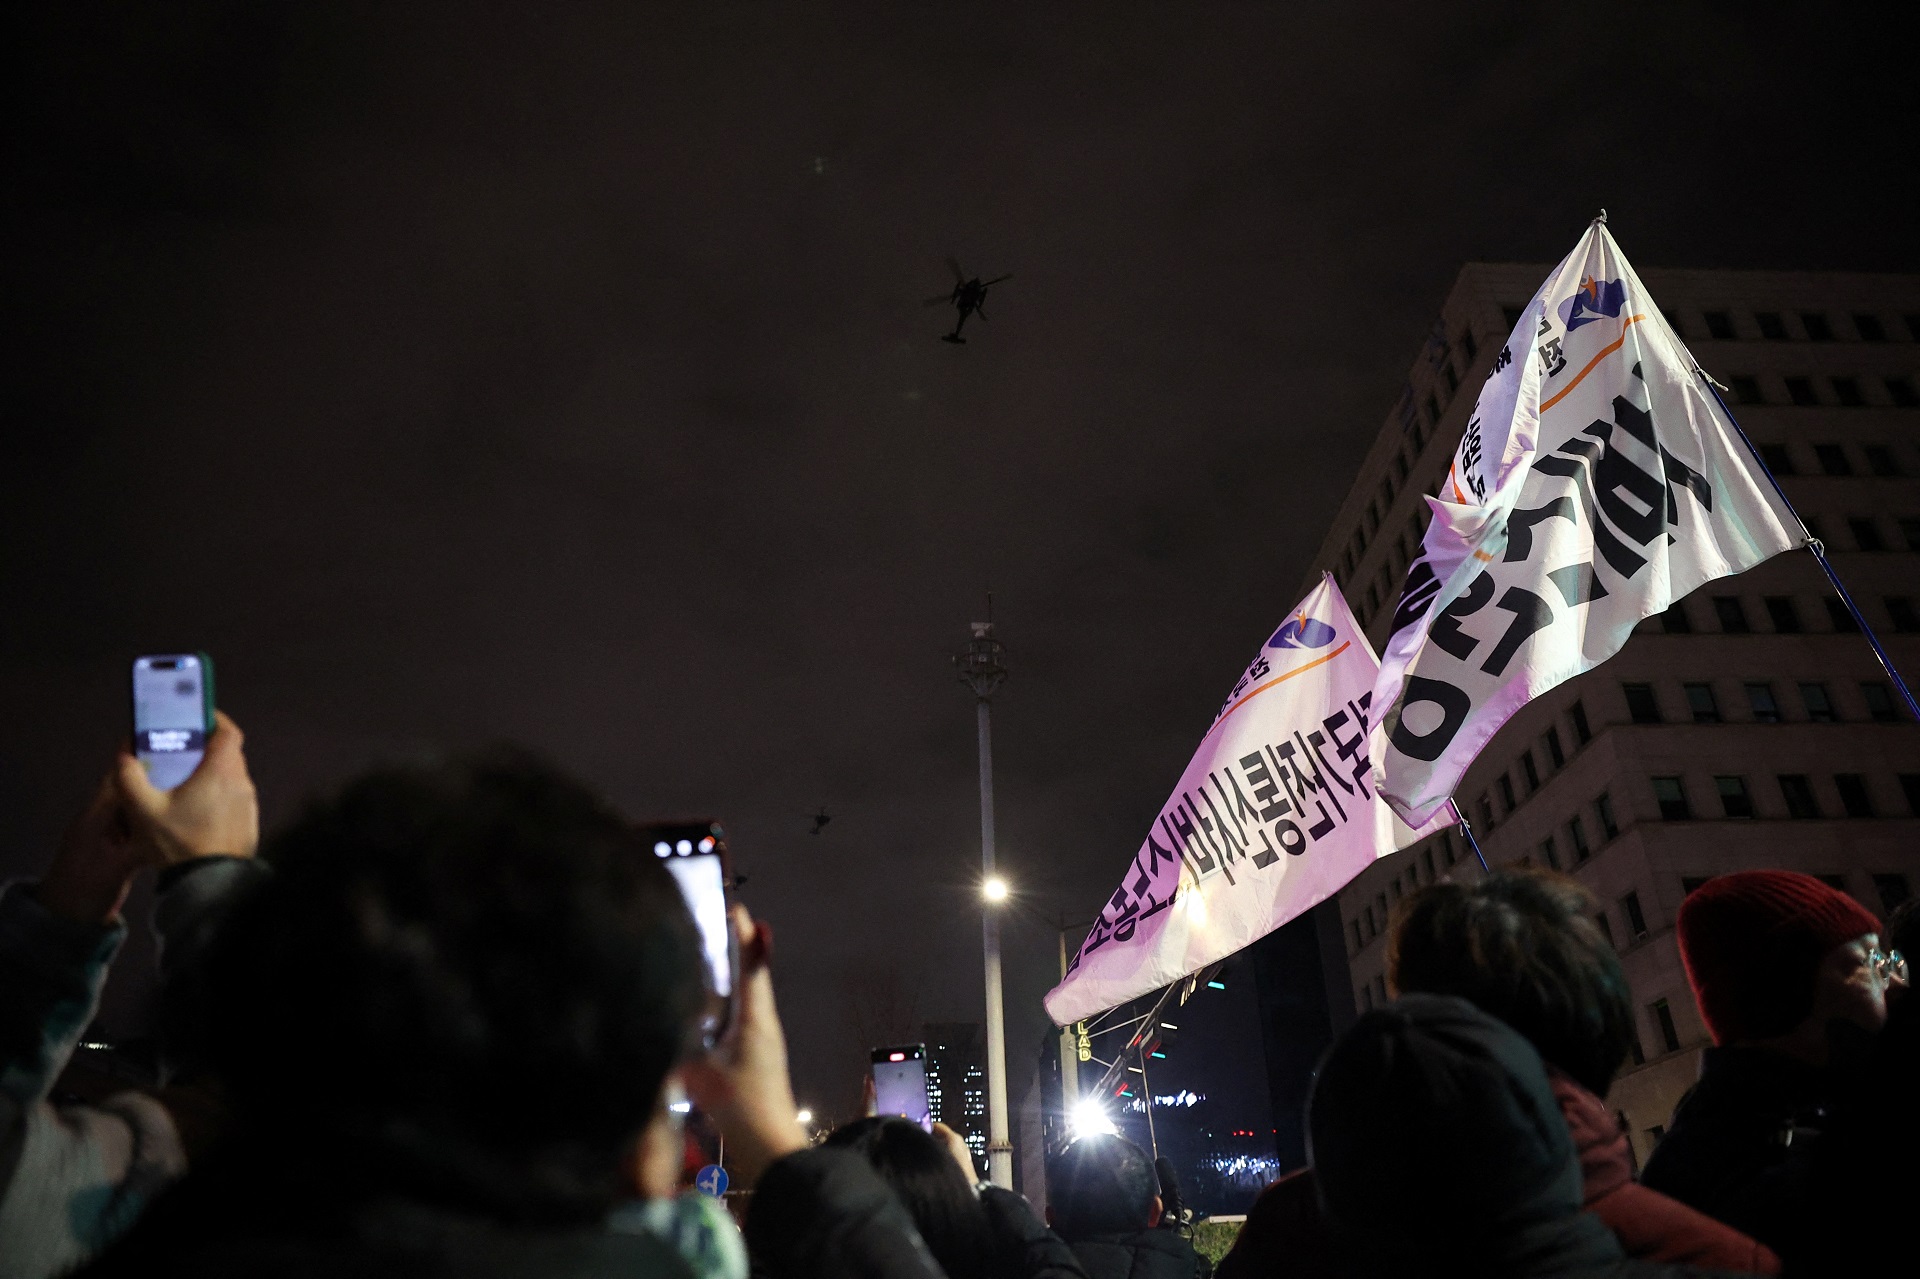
left=75, top=750, right=947, bottom=1279
left=0, top=709, right=263, bottom=1279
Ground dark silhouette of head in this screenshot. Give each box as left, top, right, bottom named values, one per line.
left=1049, top=1133, right=1159, bottom=1240
left=1309, top=994, right=1616, bottom=1274
left=823, top=1117, right=993, bottom=1279
left=204, top=750, right=706, bottom=1222
left=1388, top=868, right=1634, bottom=1096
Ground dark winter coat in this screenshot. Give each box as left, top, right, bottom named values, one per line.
left=979, top=1185, right=1089, bottom=1279
left=76, top=1145, right=942, bottom=1279
left=1550, top=1071, right=1778, bottom=1273
left=1067, top=1228, right=1207, bottom=1279
left=1637, top=1047, right=1834, bottom=1258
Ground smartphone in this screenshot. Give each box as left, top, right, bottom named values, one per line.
left=645, top=821, right=737, bottom=1046
left=871, top=1043, right=931, bottom=1131
left=131, top=653, right=216, bottom=792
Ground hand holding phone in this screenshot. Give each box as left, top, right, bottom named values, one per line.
left=116, top=707, right=260, bottom=867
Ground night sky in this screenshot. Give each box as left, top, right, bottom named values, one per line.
left=5, top=3, right=1914, bottom=1121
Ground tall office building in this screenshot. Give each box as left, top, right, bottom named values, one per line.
left=925, top=1020, right=989, bottom=1169
left=1307, top=264, right=1920, bottom=1165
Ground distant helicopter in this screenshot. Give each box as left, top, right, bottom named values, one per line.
left=925, top=257, right=1011, bottom=343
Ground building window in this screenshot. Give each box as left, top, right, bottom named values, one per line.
left=1364, top=904, right=1376, bottom=938
left=1570, top=701, right=1592, bottom=746
left=1862, top=682, right=1899, bottom=723
left=1441, top=832, right=1457, bottom=866
left=1732, top=376, right=1766, bottom=405
left=1756, top=312, right=1788, bottom=340
left=1361, top=982, right=1374, bottom=1011
left=1545, top=726, right=1566, bottom=769
left=1624, top=683, right=1662, bottom=724
left=1832, top=376, right=1866, bottom=407
left=1907, top=313, right=1920, bottom=340
left=1660, top=309, right=1684, bottom=338
left=1761, top=597, right=1800, bottom=634
left=1539, top=835, right=1560, bottom=870
left=1801, top=312, right=1833, bottom=342
left=1653, top=776, right=1691, bottom=820
left=1826, top=597, right=1861, bottom=632
left=1779, top=774, right=1822, bottom=819
left=1814, top=443, right=1853, bottom=475
left=1887, top=376, right=1920, bottom=408
left=1903, top=775, right=1920, bottom=816
left=1703, top=311, right=1735, bottom=340
left=1888, top=596, right=1920, bottom=633
left=1863, top=444, right=1899, bottom=475
left=1757, top=442, right=1791, bottom=474
left=1835, top=774, right=1874, bottom=818
left=1622, top=890, right=1649, bottom=939
left=1684, top=682, right=1720, bottom=723
left=1503, top=306, right=1524, bottom=329
left=1873, top=873, right=1912, bottom=913
left=1596, top=792, right=1619, bottom=839
left=1713, top=596, right=1750, bottom=632
left=1422, top=846, right=1435, bottom=882
left=1855, top=314, right=1886, bottom=342
left=1800, top=681, right=1837, bottom=722
left=1746, top=681, right=1782, bottom=722
left=1498, top=774, right=1517, bottom=814
left=1377, top=893, right=1388, bottom=930
left=1568, top=814, right=1590, bottom=862
left=1520, top=750, right=1540, bottom=794
left=1595, top=911, right=1614, bottom=947
left=1902, top=518, right=1920, bottom=551
left=1785, top=376, right=1819, bottom=406
left=1376, top=975, right=1387, bottom=1004
left=1479, top=795, right=1495, bottom=830
left=1660, top=602, right=1693, bottom=633
left=1716, top=776, right=1754, bottom=818
left=1849, top=517, right=1885, bottom=551
left=1650, top=998, right=1681, bottom=1052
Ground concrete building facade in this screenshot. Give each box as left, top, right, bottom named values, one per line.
left=1305, top=262, right=1920, bottom=1166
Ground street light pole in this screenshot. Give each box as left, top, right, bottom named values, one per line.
left=956, top=613, right=1012, bottom=1185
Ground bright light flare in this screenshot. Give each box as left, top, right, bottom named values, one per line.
left=982, top=876, right=1009, bottom=903
left=1069, top=1098, right=1118, bottom=1140
left=796, top=1108, right=814, bottom=1126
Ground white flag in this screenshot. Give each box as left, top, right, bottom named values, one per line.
left=1372, top=222, right=1801, bottom=827
left=1044, top=576, right=1447, bottom=1027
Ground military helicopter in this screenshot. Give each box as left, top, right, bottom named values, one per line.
left=925, top=257, right=1011, bottom=343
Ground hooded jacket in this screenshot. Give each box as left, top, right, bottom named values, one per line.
left=1066, top=1227, right=1206, bottom=1279
left=1307, top=994, right=1742, bottom=1279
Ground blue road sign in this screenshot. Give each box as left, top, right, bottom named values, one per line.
left=694, top=1164, right=729, bottom=1197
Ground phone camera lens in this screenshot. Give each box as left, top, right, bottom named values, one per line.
left=675, top=839, right=693, bottom=855
left=698, top=836, right=715, bottom=853
left=653, top=841, right=671, bottom=857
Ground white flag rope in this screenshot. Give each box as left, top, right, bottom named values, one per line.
left=1370, top=217, right=1820, bottom=827
left=1044, top=576, right=1447, bottom=1028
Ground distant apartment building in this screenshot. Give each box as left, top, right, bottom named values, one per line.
left=925, top=1020, right=989, bottom=1169
left=1306, top=264, right=1920, bottom=1166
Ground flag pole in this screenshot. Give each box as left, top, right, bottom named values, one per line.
left=1697, top=374, right=1920, bottom=723
left=1447, top=799, right=1490, bottom=873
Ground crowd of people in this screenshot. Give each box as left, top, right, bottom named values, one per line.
left=0, top=714, right=1911, bottom=1277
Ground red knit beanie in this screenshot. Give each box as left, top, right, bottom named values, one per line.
left=1677, top=871, right=1881, bottom=1045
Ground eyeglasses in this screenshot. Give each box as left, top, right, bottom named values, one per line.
left=1868, top=948, right=1908, bottom=985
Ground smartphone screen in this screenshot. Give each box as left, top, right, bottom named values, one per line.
left=646, top=822, right=735, bottom=1043
left=132, top=654, right=214, bottom=792
left=871, top=1044, right=931, bottom=1131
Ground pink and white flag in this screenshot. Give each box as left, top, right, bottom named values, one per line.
left=1045, top=576, right=1446, bottom=1026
